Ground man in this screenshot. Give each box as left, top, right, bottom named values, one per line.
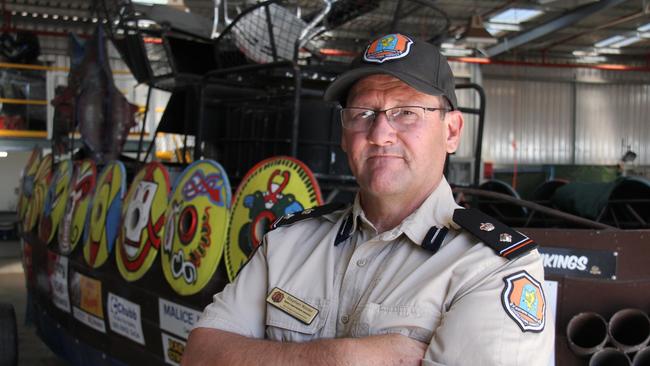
left=184, top=33, right=553, bottom=365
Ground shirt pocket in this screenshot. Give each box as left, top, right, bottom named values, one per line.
left=265, top=296, right=330, bottom=342
left=350, top=302, right=441, bottom=343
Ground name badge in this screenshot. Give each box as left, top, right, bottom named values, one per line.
left=266, top=287, right=319, bottom=325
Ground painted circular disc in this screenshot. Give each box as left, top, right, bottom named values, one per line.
left=58, top=160, right=97, bottom=255
left=18, top=148, right=42, bottom=221
left=225, top=156, right=323, bottom=281
left=38, top=160, right=73, bottom=244
left=23, top=153, right=52, bottom=232
left=83, top=161, right=126, bottom=268
left=161, top=160, right=231, bottom=296
left=117, top=162, right=171, bottom=282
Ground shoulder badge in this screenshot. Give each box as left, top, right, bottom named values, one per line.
left=501, top=270, right=546, bottom=332
left=452, top=208, right=537, bottom=259
left=271, top=202, right=348, bottom=229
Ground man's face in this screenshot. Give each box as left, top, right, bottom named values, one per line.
left=341, top=74, right=463, bottom=201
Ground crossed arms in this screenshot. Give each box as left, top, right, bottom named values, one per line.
left=182, top=328, right=427, bottom=366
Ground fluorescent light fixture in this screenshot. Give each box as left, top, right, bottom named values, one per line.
left=638, top=22, right=650, bottom=32
left=52, top=14, right=59, bottom=19
left=577, top=55, right=606, bottom=63
left=610, top=36, right=641, bottom=48
left=133, top=0, right=169, bottom=3
left=596, top=47, right=621, bottom=55
left=594, top=35, right=625, bottom=48
left=484, top=22, right=522, bottom=31
left=441, top=48, right=474, bottom=57
left=490, top=8, right=543, bottom=24
left=0, top=152, right=8, bottom=158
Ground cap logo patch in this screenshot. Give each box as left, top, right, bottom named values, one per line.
left=363, top=34, right=413, bottom=64
left=501, top=270, right=546, bottom=332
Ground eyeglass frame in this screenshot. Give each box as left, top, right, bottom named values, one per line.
left=339, top=105, right=451, bottom=132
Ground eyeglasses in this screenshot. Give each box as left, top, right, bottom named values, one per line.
left=340, top=106, right=449, bottom=132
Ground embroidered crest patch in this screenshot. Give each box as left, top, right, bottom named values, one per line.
left=501, top=271, right=546, bottom=332
left=363, top=33, right=413, bottom=64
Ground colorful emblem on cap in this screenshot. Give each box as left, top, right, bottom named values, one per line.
left=501, top=271, right=546, bottom=332
left=363, top=33, right=413, bottom=64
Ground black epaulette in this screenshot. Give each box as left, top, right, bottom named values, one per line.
left=271, top=202, right=349, bottom=229
left=452, top=208, right=537, bottom=260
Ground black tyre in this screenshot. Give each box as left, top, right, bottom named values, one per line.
left=0, top=302, right=18, bottom=366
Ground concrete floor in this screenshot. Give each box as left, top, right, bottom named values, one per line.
left=0, top=240, right=67, bottom=366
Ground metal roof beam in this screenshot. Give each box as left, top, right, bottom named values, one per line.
left=485, top=0, right=628, bottom=58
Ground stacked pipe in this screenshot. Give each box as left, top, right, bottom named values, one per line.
left=566, top=309, right=650, bottom=366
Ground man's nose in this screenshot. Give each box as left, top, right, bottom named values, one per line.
left=367, top=112, right=397, bottom=146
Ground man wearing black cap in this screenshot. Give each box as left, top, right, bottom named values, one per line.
left=185, top=33, right=552, bottom=365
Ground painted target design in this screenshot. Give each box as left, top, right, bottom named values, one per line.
left=161, top=160, right=231, bottom=296
left=38, top=160, right=73, bottom=244
left=23, top=153, right=53, bottom=232
left=58, top=160, right=97, bottom=255
left=83, top=161, right=126, bottom=268
left=116, top=162, right=170, bottom=282
left=18, top=147, right=41, bottom=222
left=225, top=156, right=322, bottom=281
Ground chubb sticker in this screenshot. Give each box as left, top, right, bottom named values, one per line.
left=501, top=271, right=546, bottom=332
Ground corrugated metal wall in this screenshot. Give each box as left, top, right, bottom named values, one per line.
left=576, top=83, right=650, bottom=165
left=481, top=78, right=574, bottom=165
left=480, top=65, right=650, bottom=166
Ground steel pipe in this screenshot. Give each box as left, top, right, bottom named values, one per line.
left=633, top=347, right=650, bottom=366
left=567, top=312, right=609, bottom=356
left=589, top=348, right=632, bottom=366
left=609, top=309, right=650, bottom=354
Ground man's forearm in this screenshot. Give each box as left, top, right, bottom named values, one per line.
left=182, top=328, right=426, bottom=366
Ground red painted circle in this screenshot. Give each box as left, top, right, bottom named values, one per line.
left=178, top=205, right=198, bottom=244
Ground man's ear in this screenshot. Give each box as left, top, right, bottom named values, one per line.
left=445, top=111, right=464, bottom=154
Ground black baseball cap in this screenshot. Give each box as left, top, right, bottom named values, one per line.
left=324, top=33, right=458, bottom=110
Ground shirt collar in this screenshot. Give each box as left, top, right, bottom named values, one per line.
left=400, top=177, right=461, bottom=246
left=348, top=177, right=461, bottom=247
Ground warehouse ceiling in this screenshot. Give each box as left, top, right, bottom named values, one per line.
left=2, top=0, right=650, bottom=66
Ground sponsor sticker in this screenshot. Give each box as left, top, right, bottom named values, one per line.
left=107, top=293, right=145, bottom=345
left=501, top=271, right=546, bottom=332
left=162, top=332, right=186, bottom=366
left=47, top=251, right=70, bottom=313
left=70, top=271, right=106, bottom=333
left=538, top=247, right=617, bottom=279
left=159, top=298, right=202, bottom=339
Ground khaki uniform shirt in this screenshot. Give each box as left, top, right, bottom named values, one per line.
left=197, top=178, right=554, bottom=365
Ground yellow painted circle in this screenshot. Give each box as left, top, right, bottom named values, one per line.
left=225, top=156, right=322, bottom=281
left=161, top=160, right=231, bottom=296
left=23, top=154, right=52, bottom=232
left=18, top=148, right=41, bottom=222
left=83, top=161, right=126, bottom=268
left=38, top=160, right=72, bottom=244
left=117, top=162, right=170, bottom=282
left=58, top=160, right=97, bottom=255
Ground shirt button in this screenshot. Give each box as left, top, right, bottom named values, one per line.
left=356, top=258, right=367, bottom=267
left=341, top=315, right=349, bottom=324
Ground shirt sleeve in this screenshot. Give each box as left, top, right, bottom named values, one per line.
left=422, top=250, right=555, bottom=366
left=194, top=240, right=269, bottom=338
